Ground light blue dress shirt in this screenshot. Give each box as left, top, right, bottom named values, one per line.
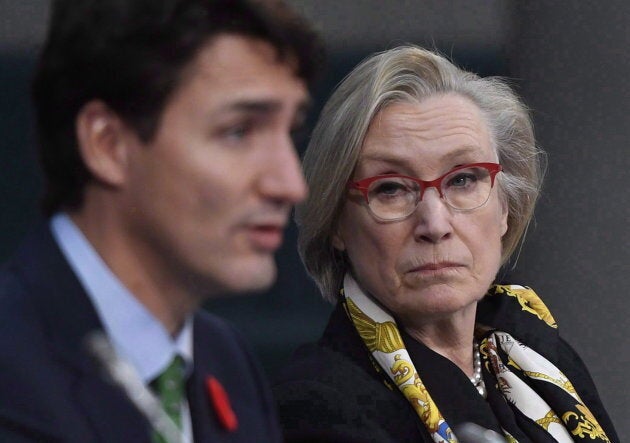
left=51, top=213, right=194, bottom=440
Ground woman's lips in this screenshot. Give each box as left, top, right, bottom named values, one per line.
left=417, top=262, right=461, bottom=271
left=408, top=262, right=465, bottom=277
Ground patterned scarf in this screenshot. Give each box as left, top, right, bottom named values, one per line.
left=341, top=274, right=611, bottom=443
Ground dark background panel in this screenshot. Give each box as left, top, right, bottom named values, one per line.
left=506, top=1, right=630, bottom=432
left=0, top=54, right=41, bottom=259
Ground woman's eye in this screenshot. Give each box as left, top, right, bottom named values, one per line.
left=373, top=181, right=407, bottom=196
left=447, top=173, right=477, bottom=187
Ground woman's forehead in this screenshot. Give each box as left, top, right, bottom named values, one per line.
left=365, top=96, right=489, bottom=143
left=355, top=97, right=495, bottom=174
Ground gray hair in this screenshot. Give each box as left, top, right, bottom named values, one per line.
left=297, top=45, right=544, bottom=302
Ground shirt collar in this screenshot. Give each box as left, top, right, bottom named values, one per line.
left=50, top=212, right=193, bottom=383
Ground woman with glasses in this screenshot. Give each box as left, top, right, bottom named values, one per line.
left=273, top=46, right=618, bottom=442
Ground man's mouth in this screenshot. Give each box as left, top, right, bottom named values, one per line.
left=246, top=224, right=285, bottom=251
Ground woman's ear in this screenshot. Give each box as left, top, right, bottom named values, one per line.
left=500, top=196, right=509, bottom=237
left=331, top=230, right=346, bottom=251
left=75, top=100, right=131, bottom=187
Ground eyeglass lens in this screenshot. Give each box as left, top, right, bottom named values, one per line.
left=366, top=165, right=494, bottom=220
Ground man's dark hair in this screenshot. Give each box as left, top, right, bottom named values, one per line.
left=33, top=0, right=324, bottom=215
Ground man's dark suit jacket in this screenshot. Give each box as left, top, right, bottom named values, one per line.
left=0, top=224, right=282, bottom=442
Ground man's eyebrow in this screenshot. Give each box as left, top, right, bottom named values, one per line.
left=224, top=97, right=312, bottom=116
left=226, top=100, right=281, bottom=114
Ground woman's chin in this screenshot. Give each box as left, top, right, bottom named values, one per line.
left=387, top=283, right=482, bottom=323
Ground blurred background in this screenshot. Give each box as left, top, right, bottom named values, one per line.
left=1, top=0, right=628, bottom=437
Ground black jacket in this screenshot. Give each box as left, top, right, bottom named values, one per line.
left=273, top=296, right=619, bottom=443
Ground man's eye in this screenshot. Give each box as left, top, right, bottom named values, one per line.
left=221, top=121, right=254, bottom=141
left=224, top=125, right=248, bottom=140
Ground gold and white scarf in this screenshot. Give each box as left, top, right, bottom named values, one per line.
left=341, top=274, right=612, bottom=443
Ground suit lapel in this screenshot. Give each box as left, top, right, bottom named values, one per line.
left=187, top=314, right=224, bottom=442
left=72, top=370, right=152, bottom=442
left=187, top=364, right=216, bottom=442
left=13, top=223, right=153, bottom=442
left=188, top=312, right=253, bottom=443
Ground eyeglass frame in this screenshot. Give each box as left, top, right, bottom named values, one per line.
left=347, top=162, right=503, bottom=221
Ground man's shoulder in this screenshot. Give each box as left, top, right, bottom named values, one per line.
left=190, top=309, right=283, bottom=441
left=0, top=260, right=27, bottom=303
left=0, top=254, right=45, bottom=342
left=192, top=309, right=246, bottom=349
left=0, top=262, right=71, bottom=442
left=0, top=231, right=35, bottom=302
left=0, top=221, right=63, bottom=296
left=191, top=309, right=265, bottom=380
left=0, top=222, right=90, bottom=336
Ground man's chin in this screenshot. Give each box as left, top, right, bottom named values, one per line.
left=210, top=258, right=278, bottom=297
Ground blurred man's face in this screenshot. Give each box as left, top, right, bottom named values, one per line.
left=121, top=34, right=308, bottom=298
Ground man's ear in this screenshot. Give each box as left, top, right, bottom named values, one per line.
left=75, top=100, right=132, bottom=187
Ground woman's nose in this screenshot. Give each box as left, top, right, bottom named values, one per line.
left=412, top=188, right=453, bottom=243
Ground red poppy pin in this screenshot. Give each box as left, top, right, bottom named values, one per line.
left=205, top=376, right=238, bottom=432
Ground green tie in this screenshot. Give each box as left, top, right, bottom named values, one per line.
left=151, top=355, right=185, bottom=443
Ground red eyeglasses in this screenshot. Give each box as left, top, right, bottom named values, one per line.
left=348, top=162, right=503, bottom=221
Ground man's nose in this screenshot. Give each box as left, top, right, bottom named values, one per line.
left=259, top=135, right=308, bottom=205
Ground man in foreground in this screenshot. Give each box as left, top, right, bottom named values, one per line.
left=0, top=0, right=322, bottom=441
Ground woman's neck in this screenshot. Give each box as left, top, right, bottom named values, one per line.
left=401, top=307, right=477, bottom=377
